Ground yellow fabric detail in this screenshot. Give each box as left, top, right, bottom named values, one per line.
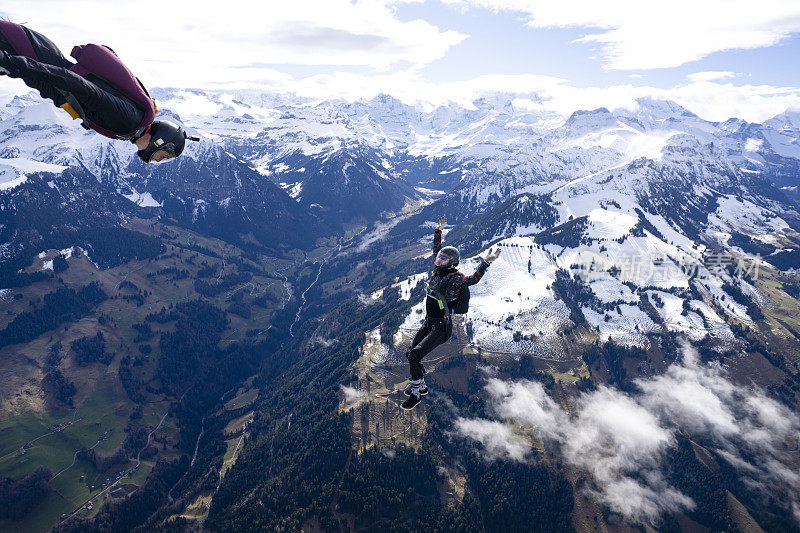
left=60, top=103, right=80, bottom=120
left=152, top=99, right=158, bottom=113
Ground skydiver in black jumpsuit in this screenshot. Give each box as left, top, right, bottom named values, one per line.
left=0, top=22, right=193, bottom=162
left=402, top=217, right=501, bottom=410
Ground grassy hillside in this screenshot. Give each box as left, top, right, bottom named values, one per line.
left=0, top=216, right=312, bottom=533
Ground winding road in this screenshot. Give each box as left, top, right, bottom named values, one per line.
left=0, top=415, right=83, bottom=463
left=51, top=434, right=103, bottom=481
left=58, top=409, right=169, bottom=525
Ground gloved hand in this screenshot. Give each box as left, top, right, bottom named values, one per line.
left=436, top=216, right=447, bottom=230
left=0, top=50, right=11, bottom=76
left=483, top=246, right=501, bottom=264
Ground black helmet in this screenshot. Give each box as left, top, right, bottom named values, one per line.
left=137, top=121, right=199, bottom=163
left=435, top=246, right=460, bottom=268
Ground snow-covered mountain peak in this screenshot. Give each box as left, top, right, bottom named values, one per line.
left=563, top=107, right=617, bottom=135
left=763, top=109, right=800, bottom=133
left=632, top=97, right=697, bottom=120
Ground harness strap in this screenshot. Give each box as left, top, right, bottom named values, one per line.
left=428, top=271, right=459, bottom=316
left=58, top=91, right=91, bottom=131
left=428, top=292, right=454, bottom=316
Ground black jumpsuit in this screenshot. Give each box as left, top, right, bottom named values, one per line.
left=405, top=227, right=490, bottom=380
left=0, top=24, right=143, bottom=136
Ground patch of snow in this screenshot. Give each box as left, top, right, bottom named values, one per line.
left=415, top=186, right=445, bottom=195
left=589, top=278, right=637, bottom=304
left=586, top=208, right=638, bottom=240
left=697, top=275, right=752, bottom=324
left=364, top=327, right=390, bottom=366
left=708, top=196, right=788, bottom=235
left=646, top=291, right=706, bottom=340
left=358, top=217, right=404, bottom=252
left=0, top=168, right=28, bottom=191
left=583, top=304, right=659, bottom=346
left=395, top=300, right=426, bottom=345
left=287, top=182, right=303, bottom=199
left=0, top=157, right=68, bottom=175
left=394, top=272, right=428, bottom=301
left=124, top=190, right=163, bottom=207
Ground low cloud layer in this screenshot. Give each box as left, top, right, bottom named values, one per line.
left=340, top=384, right=364, bottom=404
left=453, top=418, right=529, bottom=461
left=311, top=335, right=339, bottom=348
left=455, top=344, right=800, bottom=524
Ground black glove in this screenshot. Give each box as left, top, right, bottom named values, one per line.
left=0, top=50, right=11, bottom=76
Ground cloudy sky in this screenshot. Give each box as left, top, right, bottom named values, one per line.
left=2, top=0, right=800, bottom=120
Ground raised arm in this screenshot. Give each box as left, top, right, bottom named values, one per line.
left=433, top=216, right=446, bottom=257
left=443, top=247, right=501, bottom=300
left=443, top=266, right=483, bottom=302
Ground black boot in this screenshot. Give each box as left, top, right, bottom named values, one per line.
left=401, top=391, right=422, bottom=410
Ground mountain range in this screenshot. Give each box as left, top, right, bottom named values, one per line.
left=1, top=87, right=800, bottom=532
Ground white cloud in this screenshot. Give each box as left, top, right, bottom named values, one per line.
left=312, top=336, right=339, bottom=348
left=442, top=0, right=800, bottom=70
left=455, top=343, right=800, bottom=523
left=745, top=138, right=764, bottom=152
left=661, top=81, right=800, bottom=122
left=600, top=479, right=694, bottom=524
left=637, top=357, right=739, bottom=437
left=339, top=384, right=364, bottom=403
left=4, top=63, right=796, bottom=124
left=276, top=70, right=800, bottom=123
left=477, top=378, right=690, bottom=522
left=452, top=417, right=529, bottom=461
left=357, top=292, right=382, bottom=306
left=688, top=71, right=735, bottom=82
left=636, top=347, right=800, bottom=490
left=0, top=0, right=467, bottom=86
left=484, top=378, right=566, bottom=436
left=2, top=2, right=799, bottom=123
left=166, top=64, right=796, bottom=123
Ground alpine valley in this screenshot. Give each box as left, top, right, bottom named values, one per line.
left=1, top=87, right=799, bottom=532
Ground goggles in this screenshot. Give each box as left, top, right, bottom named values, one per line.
left=435, top=250, right=453, bottom=267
